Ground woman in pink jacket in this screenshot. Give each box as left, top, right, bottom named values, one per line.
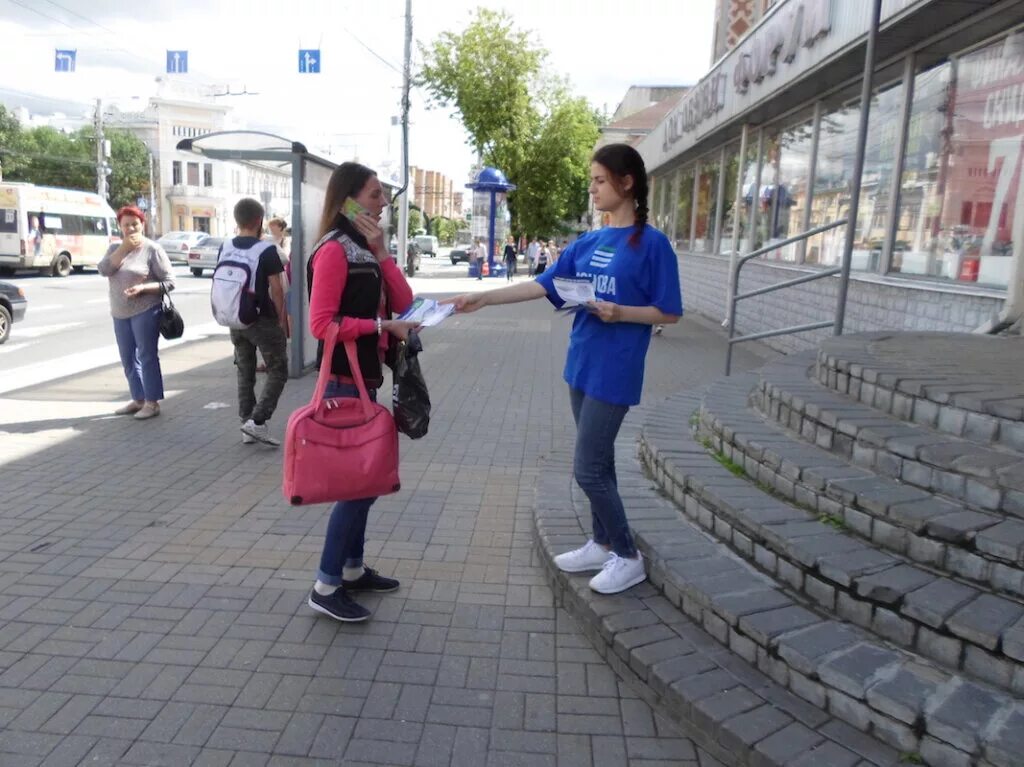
left=305, top=162, right=419, bottom=623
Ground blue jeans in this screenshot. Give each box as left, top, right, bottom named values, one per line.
left=113, top=304, right=164, bottom=401
left=317, top=381, right=378, bottom=586
left=570, top=387, right=636, bottom=558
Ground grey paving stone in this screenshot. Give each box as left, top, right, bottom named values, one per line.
left=975, top=520, right=1024, bottom=563
left=776, top=622, right=863, bottom=677
left=926, top=679, right=1010, bottom=753
left=902, top=578, right=980, bottom=630
left=926, top=511, right=1002, bottom=543
left=946, top=593, right=1024, bottom=651
left=817, top=643, right=902, bottom=699
left=717, top=704, right=792, bottom=758
left=737, top=606, right=821, bottom=649
left=984, top=703, right=1024, bottom=767
left=853, top=564, right=935, bottom=605
left=864, top=663, right=947, bottom=726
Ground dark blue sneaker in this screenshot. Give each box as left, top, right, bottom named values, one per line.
left=308, top=587, right=370, bottom=622
left=342, top=567, right=400, bottom=593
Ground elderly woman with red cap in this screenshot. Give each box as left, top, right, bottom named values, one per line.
left=97, top=206, right=176, bottom=420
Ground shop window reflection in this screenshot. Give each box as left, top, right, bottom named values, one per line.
left=675, top=166, right=694, bottom=251
left=894, top=30, right=1023, bottom=288
left=809, top=83, right=903, bottom=270
left=759, top=119, right=813, bottom=261
left=695, top=159, right=720, bottom=254
left=722, top=140, right=756, bottom=255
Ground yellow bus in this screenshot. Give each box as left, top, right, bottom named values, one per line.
left=0, top=183, right=121, bottom=277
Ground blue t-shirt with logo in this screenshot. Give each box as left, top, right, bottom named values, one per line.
left=536, top=224, right=683, bottom=406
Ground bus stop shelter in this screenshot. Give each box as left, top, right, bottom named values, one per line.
left=176, top=131, right=395, bottom=378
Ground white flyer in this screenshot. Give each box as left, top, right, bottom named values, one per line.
left=398, top=297, right=455, bottom=327
left=552, top=277, right=596, bottom=307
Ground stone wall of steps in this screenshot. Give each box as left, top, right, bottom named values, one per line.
left=535, top=407, right=911, bottom=767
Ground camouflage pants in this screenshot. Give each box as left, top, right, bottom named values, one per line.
left=230, top=316, right=288, bottom=424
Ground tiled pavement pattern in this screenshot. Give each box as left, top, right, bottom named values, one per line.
left=0, top=305, right=767, bottom=766
left=630, top=332, right=1024, bottom=767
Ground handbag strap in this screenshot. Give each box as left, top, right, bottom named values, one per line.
left=311, top=323, right=375, bottom=420
left=160, top=284, right=176, bottom=309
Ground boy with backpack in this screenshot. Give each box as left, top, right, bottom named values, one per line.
left=212, top=198, right=289, bottom=446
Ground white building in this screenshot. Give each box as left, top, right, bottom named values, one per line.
left=106, top=82, right=291, bottom=237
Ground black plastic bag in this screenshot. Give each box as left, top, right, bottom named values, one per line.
left=392, top=329, right=430, bottom=439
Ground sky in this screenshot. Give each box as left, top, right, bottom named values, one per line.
left=0, top=0, right=715, bottom=187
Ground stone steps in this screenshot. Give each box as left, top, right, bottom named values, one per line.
left=756, top=353, right=1024, bottom=519
left=694, top=373, right=1024, bottom=692
left=815, top=333, right=1024, bottom=452
left=534, top=408, right=910, bottom=767
left=633, top=392, right=1023, bottom=766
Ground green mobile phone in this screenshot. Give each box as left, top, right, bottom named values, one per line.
left=343, top=198, right=365, bottom=222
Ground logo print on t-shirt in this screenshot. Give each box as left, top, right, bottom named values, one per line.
left=590, top=245, right=614, bottom=269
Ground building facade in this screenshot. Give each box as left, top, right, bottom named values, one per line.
left=641, top=0, right=1024, bottom=352
left=410, top=165, right=459, bottom=222
left=107, top=83, right=291, bottom=238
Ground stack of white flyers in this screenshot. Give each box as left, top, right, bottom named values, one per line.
left=552, top=277, right=596, bottom=313
left=398, top=297, right=455, bottom=327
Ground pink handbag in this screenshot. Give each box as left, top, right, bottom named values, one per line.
left=282, top=324, right=400, bottom=505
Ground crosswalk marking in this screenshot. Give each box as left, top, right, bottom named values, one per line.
left=9, top=322, right=84, bottom=339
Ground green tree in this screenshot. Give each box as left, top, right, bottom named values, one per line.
left=104, top=129, right=150, bottom=210
left=0, top=105, right=32, bottom=178
left=408, top=208, right=423, bottom=237
left=418, top=9, right=599, bottom=238
left=433, top=216, right=459, bottom=245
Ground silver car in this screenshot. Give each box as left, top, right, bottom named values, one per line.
left=157, top=231, right=209, bottom=264
left=187, top=237, right=225, bottom=276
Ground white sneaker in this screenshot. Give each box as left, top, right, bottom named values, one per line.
left=589, top=552, right=646, bottom=594
left=241, top=430, right=256, bottom=444
left=554, top=540, right=613, bottom=573
left=240, top=419, right=280, bottom=447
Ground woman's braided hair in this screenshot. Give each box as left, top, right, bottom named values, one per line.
left=591, top=143, right=649, bottom=247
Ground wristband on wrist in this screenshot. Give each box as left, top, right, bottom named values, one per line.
left=376, top=317, right=382, bottom=335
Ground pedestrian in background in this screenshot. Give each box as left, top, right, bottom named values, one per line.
left=306, top=161, right=419, bottom=623
left=98, top=206, right=175, bottom=420
left=221, top=199, right=289, bottom=446
left=443, top=143, right=683, bottom=595
left=503, top=235, right=517, bottom=281
left=535, top=241, right=549, bottom=275
left=526, top=236, right=540, bottom=276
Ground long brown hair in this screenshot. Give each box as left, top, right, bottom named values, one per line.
left=316, top=162, right=377, bottom=246
left=591, top=143, right=649, bottom=247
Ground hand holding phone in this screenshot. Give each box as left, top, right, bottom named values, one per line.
left=343, top=198, right=365, bottom=222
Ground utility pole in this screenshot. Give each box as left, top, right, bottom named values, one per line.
left=397, top=0, right=412, bottom=268
left=148, top=152, right=157, bottom=237
left=95, top=98, right=108, bottom=199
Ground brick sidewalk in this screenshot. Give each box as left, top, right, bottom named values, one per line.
left=0, top=302, right=768, bottom=766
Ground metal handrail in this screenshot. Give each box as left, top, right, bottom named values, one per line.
left=725, top=218, right=848, bottom=375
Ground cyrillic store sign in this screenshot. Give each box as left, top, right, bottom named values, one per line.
left=661, top=0, right=833, bottom=153
left=662, top=73, right=728, bottom=151
left=732, top=0, right=832, bottom=94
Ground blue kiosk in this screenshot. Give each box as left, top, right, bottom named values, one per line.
left=466, top=167, right=516, bottom=278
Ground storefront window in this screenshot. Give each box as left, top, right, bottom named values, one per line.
left=694, top=157, right=720, bottom=254
left=893, top=30, right=1023, bottom=288
left=809, top=82, right=904, bottom=270
left=674, top=165, right=694, bottom=250
left=653, top=174, right=671, bottom=232
left=759, top=118, right=813, bottom=260
left=721, top=140, right=755, bottom=254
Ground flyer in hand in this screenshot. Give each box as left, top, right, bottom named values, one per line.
left=398, top=297, right=455, bottom=327
left=552, top=277, right=596, bottom=313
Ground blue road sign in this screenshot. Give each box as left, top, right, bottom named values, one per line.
left=298, top=49, right=320, bottom=74
left=54, top=49, right=76, bottom=73
left=166, top=50, right=188, bottom=74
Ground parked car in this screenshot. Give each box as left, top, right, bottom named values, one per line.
left=0, top=280, right=27, bottom=344
left=157, top=231, right=209, bottom=263
left=450, top=247, right=470, bottom=265
left=414, top=235, right=439, bottom=257
left=187, top=236, right=226, bottom=276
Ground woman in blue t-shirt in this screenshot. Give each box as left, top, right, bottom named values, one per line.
left=444, top=143, right=683, bottom=594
